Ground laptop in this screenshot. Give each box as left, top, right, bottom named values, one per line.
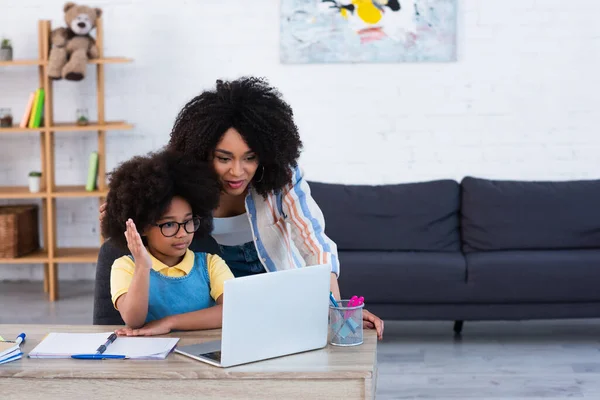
left=174, top=264, right=331, bottom=367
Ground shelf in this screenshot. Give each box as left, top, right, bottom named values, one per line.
left=0, top=59, right=44, bottom=66
left=52, top=185, right=107, bottom=198
left=0, top=125, right=44, bottom=133
left=0, top=248, right=100, bottom=264
left=54, top=247, right=99, bottom=263
left=89, top=57, right=133, bottom=64
left=0, top=248, right=48, bottom=264
left=0, top=58, right=131, bottom=67
left=49, top=121, right=133, bottom=131
left=0, top=186, right=46, bottom=199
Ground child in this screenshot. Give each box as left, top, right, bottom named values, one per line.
left=101, top=149, right=234, bottom=336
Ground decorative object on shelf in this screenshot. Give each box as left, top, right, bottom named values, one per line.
left=28, top=171, right=42, bottom=193
left=85, top=151, right=99, bottom=191
left=280, top=0, right=457, bottom=63
left=19, top=92, right=36, bottom=128
left=0, top=205, right=40, bottom=258
left=76, top=108, right=89, bottom=125
left=27, top=88, right=45, bottom=128
left=0, top=108, right=12, bottom=127
left=0, top=38, right=12, bottom=61
left=48, top=2, right=102, bottom=81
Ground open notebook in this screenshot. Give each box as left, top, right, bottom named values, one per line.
left=29, top=332, right=179, bottom=360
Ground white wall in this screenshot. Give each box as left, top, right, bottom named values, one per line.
left=1, top=0, right=599, bottom=281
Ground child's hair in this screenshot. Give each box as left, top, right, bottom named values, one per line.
left=101, top=149, right=221, bottom=249
left=167, top=76, right=303, bottom=197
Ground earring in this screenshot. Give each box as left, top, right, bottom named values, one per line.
left=255, top=166, right=265, bottom=183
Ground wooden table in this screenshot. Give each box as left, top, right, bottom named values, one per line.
left=0, top=325, right=378, bottom=399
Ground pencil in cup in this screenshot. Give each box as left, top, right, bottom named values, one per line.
left=329, top=300, right=364, bottom=347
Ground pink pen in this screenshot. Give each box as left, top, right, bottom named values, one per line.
left=345, top=296, right=359, bottom=319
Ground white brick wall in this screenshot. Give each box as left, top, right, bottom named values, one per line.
left=1, top=0, right=599, bottom=281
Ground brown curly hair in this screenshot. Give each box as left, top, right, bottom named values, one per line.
left=167, top=76, right=303, bottom=197
left=101, top=149, right=220, bottom=249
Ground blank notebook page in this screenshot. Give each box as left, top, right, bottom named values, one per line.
left=29, top=332, right=179, bottom=359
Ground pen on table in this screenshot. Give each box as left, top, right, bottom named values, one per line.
left=330, top=292, right=357, bottom=334
left=71, top=354, right=126, bottom=360
left=96, top=332, right=118, bottom=354
left=70, top=333, right=124, bottom=360
left=3, top=333, right=26, bottom=345
left=15, top=333, right=26, bottom=346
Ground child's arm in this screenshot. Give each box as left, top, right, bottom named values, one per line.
left=115, top=296, right=223, bottom=336
left=165, top=295, right=224, bottom=330
left=115, top=253, right=234, bottom=337
left=115, top=219, right=153, bottom=329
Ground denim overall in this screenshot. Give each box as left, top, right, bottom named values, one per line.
left=219, top=242, right=265, bottom=278
left=129, top=252, right=215, bottom=324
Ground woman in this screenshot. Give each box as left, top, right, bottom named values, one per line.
left=102, top=77, right=384, bottom=339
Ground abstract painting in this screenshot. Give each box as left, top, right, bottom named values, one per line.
left=280, top=0, right=457, bottom=63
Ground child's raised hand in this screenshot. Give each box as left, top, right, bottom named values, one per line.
left=124, top=218, right=152, bottom=270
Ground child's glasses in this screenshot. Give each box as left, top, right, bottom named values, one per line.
left=153, top=216, right=201, bottom=237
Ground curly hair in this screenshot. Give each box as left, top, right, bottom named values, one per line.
left=101, top=149, right=221, bottom=249
left=167, top=76, right=303, bottom=197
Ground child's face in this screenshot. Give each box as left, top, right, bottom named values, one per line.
left=145, top=196, right=195, bottom=263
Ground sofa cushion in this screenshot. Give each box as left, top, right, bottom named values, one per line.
left=461, top=177, right=600, bottom=252
left=465, top=250, right=600, bottom=303
left=337, top=251, right=468, bottom=303
left=309, top=180, right=461, bottom=251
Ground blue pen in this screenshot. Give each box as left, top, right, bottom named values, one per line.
left=3, top=333, right=26, bottom=345
left=15, top=333, right=26, bottom=346
left=330, top=292, right=357, bottom=334
left=70, top=332, right=124, bottom=360
left=71, top=354, right=126, bottom=360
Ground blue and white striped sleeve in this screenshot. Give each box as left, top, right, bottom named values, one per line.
left=281, top=166, right=340, bottom=277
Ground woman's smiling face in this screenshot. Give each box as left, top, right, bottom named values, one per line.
left=212, top=127, right=260, bottom=196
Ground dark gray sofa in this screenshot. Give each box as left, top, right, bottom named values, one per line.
left=94, top=176, right=600, bottom=332
left=309, top=176, right=600, bottom=332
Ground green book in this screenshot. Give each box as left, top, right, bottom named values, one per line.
left=85, top=151, right=99, bottom=191
left=32, top=88, right=45, bottom=128
left=27, top=89, right=41, bottom=128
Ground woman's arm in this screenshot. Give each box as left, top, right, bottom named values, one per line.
left=281, top=166, right=340, bottom=277
left=281, top=168, right=385, bottom=339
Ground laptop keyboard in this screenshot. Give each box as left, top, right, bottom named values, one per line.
left=199, top=351, right=222, bottom=363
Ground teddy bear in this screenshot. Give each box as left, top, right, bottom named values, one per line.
left=47, top=2, right=102, bottom=81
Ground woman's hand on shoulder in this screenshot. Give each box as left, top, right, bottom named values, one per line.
left=99, top=202, right=107, bottom=222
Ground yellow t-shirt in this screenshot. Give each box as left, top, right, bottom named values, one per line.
left=110, top=249, right=234, bottom=309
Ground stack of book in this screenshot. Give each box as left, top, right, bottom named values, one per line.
left=19, top=88, right=45, bottom=128
left=0, top=335, right=24, bottom=365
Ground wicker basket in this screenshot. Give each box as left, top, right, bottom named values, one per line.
left=0, top=205, right=40, bottom=258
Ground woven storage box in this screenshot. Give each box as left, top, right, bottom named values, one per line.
left=0, top=205, right=40, bottom=258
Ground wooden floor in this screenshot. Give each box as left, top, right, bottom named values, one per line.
left=2, top=281, right=600, bottom=399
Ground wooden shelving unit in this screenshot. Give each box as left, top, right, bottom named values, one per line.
left=0, top=19, right=132, bottom=301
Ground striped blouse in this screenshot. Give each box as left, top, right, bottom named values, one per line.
left=243, top=165, right=340, bottom=276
